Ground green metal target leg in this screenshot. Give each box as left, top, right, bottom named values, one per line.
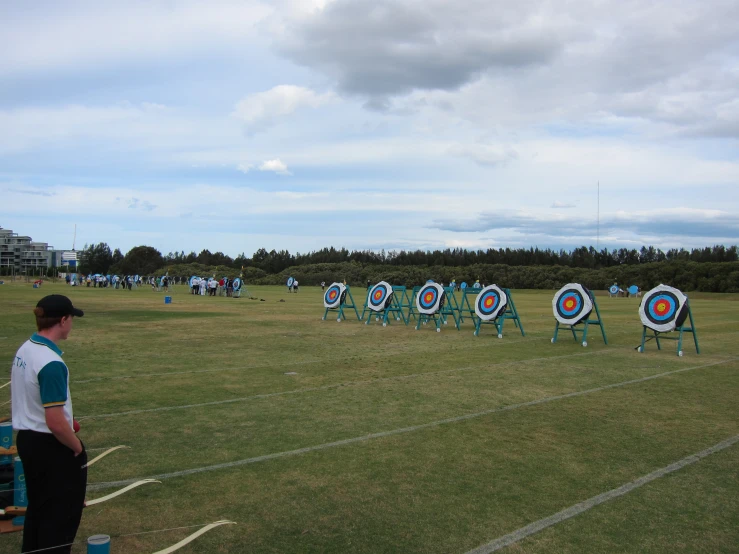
left=655, top=332, right=662, bottom=350
left=639, top=326, right=647, bottom=352
left=553, top=321, right=560, bottom=343
left=677, top=328, right=684, bottom=356
left=582, top=321, right=589, bottom=345
left=688, top=305, right=700, bottom=354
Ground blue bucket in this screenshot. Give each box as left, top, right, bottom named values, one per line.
left=87, top=535, right=111, bottom=553
left=164, top=296, right=172, bottom=304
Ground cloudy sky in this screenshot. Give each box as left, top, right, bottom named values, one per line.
left=2, top=0, right=738, bottom=257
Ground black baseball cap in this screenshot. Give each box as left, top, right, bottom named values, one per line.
left=36, top=295, right=84, bottom=318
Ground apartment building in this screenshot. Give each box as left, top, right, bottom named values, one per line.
left=0, top=227, right=69, bottom=273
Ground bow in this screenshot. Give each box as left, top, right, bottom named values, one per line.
left=151, top=520, right=236, bottom=554
left=85, top=479, right=161, bottom=507
left=83, top=445, right=129, bottom=469
left=3, top=479, right=161, bottom=517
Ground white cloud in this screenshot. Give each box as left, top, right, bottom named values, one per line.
left=258, top=159, right=292, bottom=175
left=551, top=201, right=577, bottom=208
left=448, top=143, right=518, bottom=167
left=232, top=85, right=336, bottom=132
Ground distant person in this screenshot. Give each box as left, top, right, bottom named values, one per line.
left=12, top=294, right=86, bottom=554
left=321, top=281, right=325, bottom=291
left=162, top=276, right=169, bottom=292
left=293, top=279, right=299, bottom=293
left=209, top=278, right=217, bottom=296
left=367, top=279, right=371, bottom=290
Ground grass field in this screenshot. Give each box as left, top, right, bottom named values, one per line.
left=1, top=281, right=738, bottom=553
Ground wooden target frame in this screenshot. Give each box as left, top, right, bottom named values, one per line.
left=414, top=283, right=447, bottom=332
left=551, top=284, right=607, bottom=347
left=322, top=283, right=361, bottom=322
left=364, top=282, right=406, bottom=326
left=459, top=286, right=525, bottom=338
left=637, top=285, right=699, bottom=356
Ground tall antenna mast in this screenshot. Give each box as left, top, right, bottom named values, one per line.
left=72, top=224, right=77, bottom=251
left=596, top=181, right=600, bottom=251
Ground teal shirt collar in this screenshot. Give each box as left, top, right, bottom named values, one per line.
left=30, top=333, right=64, bottom=356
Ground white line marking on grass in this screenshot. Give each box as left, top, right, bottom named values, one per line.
left=78, top=350, right=616, bottom=421
left=86, top=358, right=737, bottom=491
left=464, top=433, right=739, bottom=554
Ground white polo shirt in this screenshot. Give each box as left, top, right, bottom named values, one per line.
left=11, top=333, right=74, bottom=433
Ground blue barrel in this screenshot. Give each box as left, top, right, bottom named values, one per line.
left=164, top=296, right=172, bottom=304
left=88, top=534, right=111, bottom=553
left=0, top=422, right=12, bottom=466
left=13, top=457, right=26, bottom=526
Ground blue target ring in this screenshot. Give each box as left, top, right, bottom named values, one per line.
left=477, top=290, right=500, bottom=316
left=325, top=284, right=343, bottom=307
left=370, top=286, right=387, bottom=307
left=647, top=294, right=677, bottom=321
left=287, top=277, right=295, bottom=287
left=557, top=291, right=582, bottom=317
left=419, top=286, right=438, bottom=310
left=609, top=285, right=619, bottom=295
left=460, top=282, right=468, bottom=289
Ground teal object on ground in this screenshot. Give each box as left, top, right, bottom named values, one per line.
left=87, top=534, right=111, bottom=553
left=0, top=422, right=12, bottom=466
left=164, top=296, right=172, bottom=304
left=13, top=457, right=26, bottom=526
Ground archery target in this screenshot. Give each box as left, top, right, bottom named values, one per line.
left=474, top=285, right=508, bottom=321
left=233, top=278, right=242, bottom=291
left=416, top=283, right=445, bottom=315
left=639, top=285, right=688, bottom=333
left=324, top=282, right=346, bottom=309
left=368, top=281, right=393, bottom=312
left=460, top=282, right=468, bottom=289
left=609, top=284, right=619, bottom=295
left=628, top=285, right=639, bottom=295
left=553, top=284, right=593, bottom=325
left=473, top=282, right=481, bottom=289
left=287, top=277, right=295, bottom=288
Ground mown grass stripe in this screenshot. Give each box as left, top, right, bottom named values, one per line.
left=464, top=433, right=739, bottom=553
left=86, top=358, right=736, bottom=491
left=78, top=350, right=616, bottom=420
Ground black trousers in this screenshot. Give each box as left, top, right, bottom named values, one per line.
left=16, top=430, right=87, bottom=554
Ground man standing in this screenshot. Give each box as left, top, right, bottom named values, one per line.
left=11, top=294, right=86, bottom=554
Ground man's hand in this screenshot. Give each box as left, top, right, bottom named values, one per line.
left=45, top=406, right=84, bottom=455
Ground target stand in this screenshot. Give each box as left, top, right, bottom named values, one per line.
left=461, top=286, right=525, bottom=336
left=637, top=285, right=699, bottom=356
left=471, top=285, right=524, bottom=337
left=392, top=286, right=411, bottom=325
left=232, top=278, right=245, bottom=298
left=364, top=282, right=406, bottom=326
left=551, top=284, right=607, bottom=347
left=322, top=283, right=361, bottom=322
left=406, top=286, right=422, bottom=323
left=414, top=283, right=447, bottom=332
left=440, top=286, right=462, bottom=329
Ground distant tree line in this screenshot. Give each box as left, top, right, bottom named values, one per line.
left=72, top=243, right=739, bottom=292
